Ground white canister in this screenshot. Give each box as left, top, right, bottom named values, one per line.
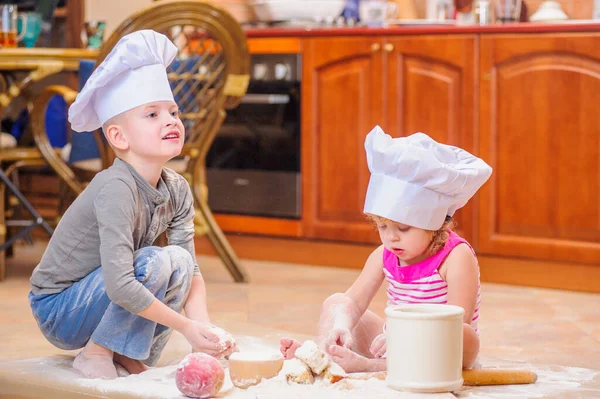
left=385, top=304, right=464, bottom=393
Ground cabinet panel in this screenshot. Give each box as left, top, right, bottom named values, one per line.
left=402, top=57, right=461, bottom=140
left=302, top=37, right=383, bottom=243
left=479, top=35, right=600, bottom=264
left=385, top=36, right=478, bottom=243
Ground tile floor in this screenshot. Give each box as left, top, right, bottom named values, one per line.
left=0, top=241, right=599, bottom=398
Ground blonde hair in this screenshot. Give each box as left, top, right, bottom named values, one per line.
left=367, top=214, right=456, bottom=256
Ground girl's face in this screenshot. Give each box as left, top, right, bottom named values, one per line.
left=374, top=217, right=433, bottom=265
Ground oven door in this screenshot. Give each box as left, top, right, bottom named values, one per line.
left=206, top=80, right=301, bottom=219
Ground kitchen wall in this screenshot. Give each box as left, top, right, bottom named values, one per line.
left=84, top=0, right=153, bottom=37
left=525, top=0, right=592, bottom=19
left=412, top=0, right=592, bottom=20
left=84, top=0, right=256, bottom=37
left=87, top=0, right=594, bottom=28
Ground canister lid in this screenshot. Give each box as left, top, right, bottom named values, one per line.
left=385, top=304, right=464, bottom=320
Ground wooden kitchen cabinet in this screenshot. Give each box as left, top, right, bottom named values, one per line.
left=302, top=35, right=478, bottom=244
left=302, top=37, right=384, bottom=243
left=384, top=35, right=478, bottom=243
left=478, top=34, right=600, bottom=264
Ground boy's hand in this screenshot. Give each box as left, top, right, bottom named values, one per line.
left=214, top=341, right=239, bottom=359
left=181, top=320, right=224, bottom=355
left=206, top=324, right=238, bottom=359
left=369, top=333, right=387, bottom=358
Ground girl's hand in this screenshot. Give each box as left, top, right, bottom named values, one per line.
left=369, top=333, right=387, bottom=358
left=181, top=320, right=223, bottom=355
left=324, top=327, right=354, bottom=353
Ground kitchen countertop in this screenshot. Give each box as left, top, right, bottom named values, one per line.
left=245, top=21, right=600, bottom=37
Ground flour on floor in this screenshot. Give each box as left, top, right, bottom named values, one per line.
left=4, top=335, right=596, bottom=399
left=73, top=336, right=599, bottom=399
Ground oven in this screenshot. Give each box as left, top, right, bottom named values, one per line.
left=206, top=53, right=301, bottom=219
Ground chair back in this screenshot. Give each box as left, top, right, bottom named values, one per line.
left=32, top=0, right=250, bottom=193
left=97, top=0, right=250, bottom=166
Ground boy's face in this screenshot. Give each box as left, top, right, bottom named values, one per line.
left=119, top=101, right=185, bottom=161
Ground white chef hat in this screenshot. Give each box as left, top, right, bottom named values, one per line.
left=68, top=29, right=178, bottom=132
left=363, top=126, right=492, bottom=230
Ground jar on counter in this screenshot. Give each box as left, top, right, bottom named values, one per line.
left=473, top=0, right=493, bottom=24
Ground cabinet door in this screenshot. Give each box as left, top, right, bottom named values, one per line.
left=302, top=37, right=384, bottom=243
left=385, top=36, right=478, bottom=243
left=479, top=34, right=600, bottom=264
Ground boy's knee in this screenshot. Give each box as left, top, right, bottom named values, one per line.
left=164, top=245, right=194, bottom=277
left=133, top=246, right=171, bottom=288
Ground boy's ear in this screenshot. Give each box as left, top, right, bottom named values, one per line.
left=104, top=124, right=129, bottom=151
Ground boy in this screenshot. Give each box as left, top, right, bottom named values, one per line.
left=28, top=30, right=235, bottom=379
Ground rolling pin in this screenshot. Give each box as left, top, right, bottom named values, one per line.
left=461, top=369, right=538, bottom=386
left=348, top=369, right=538, bottom=386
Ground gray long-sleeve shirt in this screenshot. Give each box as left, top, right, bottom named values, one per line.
left=30, top=158, right=200, bottom=314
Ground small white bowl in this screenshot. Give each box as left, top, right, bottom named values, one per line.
left=530, top=0, right=568, bottom=22
left=228, top=351, right=284, bottom=389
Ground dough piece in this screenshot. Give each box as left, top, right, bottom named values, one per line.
left=321, top=360, right=347, bottom=384
left=176, top=353, right=225, bottom=398
left=294, top=340, right=329, bottom=375
left=206, top=325, right=237, bottom=351
left=282, top=358, right=314, bottom=384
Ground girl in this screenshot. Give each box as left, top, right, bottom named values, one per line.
left=281, top=126, right=492, bottom=373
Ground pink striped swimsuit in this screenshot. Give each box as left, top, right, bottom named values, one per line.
left=382, top=231, right=481, bottom=332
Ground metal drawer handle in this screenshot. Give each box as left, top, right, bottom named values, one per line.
left=240, top=94, right=290, bottom=104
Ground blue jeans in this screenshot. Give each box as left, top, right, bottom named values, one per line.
left=29, top=245, right=194, bottom=366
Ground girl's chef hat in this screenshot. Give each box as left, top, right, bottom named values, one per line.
left=364, top=126, right=492, bottom=230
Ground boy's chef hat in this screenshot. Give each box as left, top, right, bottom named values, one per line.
left=69, top=29, right=177, bottom=132
left=363, top=126, right=492, bottom=230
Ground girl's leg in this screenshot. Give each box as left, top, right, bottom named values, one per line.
left=326, top=309, right=387, bottom=372
left=463, top=323, right=480, bottom=369
left=281, top=293, right=386, bottom=373
left=316, top=293, right=384, bottom=357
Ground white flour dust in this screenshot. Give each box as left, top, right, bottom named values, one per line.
left=12, top=336, right=597, bottom=399
left=78, top=364, right=439, bottom=399
left=77, top=362, right=600, bottom=399
left=73, top=336, right=599, bottom=399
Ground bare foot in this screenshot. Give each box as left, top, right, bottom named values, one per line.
left=328, top=345, right=384, bottom=373
left=280, top=337, right=302, bottom=360
left=113, top=353, right=149, bottom=375
left=73, top=341, right=117, bottom=379
left=114, top=362, right=131, bottom=378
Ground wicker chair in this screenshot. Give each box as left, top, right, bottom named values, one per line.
left=30, top=0, right=250, bottom=282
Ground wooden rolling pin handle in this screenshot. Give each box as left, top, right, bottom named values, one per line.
left=348, top=369, right=538, bottom=386
left=462, top=369, right=538, bottom=386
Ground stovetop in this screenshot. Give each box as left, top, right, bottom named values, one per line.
left=241, top=17, right=360, bottom=29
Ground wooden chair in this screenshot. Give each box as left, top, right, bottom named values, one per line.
left=30, top=0, right=250, bottom=282
left=0, top=147, right=54, bottom=280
